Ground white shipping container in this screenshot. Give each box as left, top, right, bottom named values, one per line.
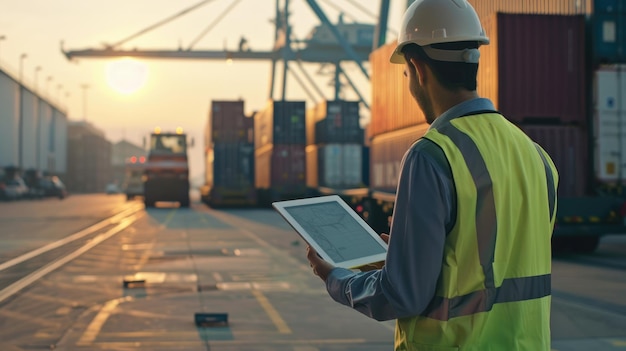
left=343, top=144, right=363, bottom=186
left=321, top=144, right=343, bottom=187
left=318, top=144, right=363, bottom=188
left=594, top=66, right=626, bottom=183
left=0, top=71, right=19, bottom=167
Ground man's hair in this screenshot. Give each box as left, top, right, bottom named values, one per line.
left=401, top=42, right=479, bottom=91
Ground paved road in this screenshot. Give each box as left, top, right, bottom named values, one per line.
left=0, top=194, right=624, bottom=350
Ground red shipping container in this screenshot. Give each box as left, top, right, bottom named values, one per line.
left=478, top=14, right=587, bottom=124
left=520, top=124, right=589, bottom=197
left=207, top=100, right=251, bottom=144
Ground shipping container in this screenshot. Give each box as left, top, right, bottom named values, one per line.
left=478, top=13, right=587, bottom=124
left=594, top=65, right=626, bottom=184
left=369, top=43, right=426, bottom=137
left=305, top=145, right=318, bottom=188
left=307, top=100, right=364, bottom=144
left=520, top=124, right=588, bottom=197
left=306, top=144, right=364, bottom=188
left=255, top=144, right=306, bottom=201
left=212, top=142, right=255, bottom=188
left=592, top=0, right=626, bottom=64
left=207, top=142, right=256, bottom=206
left=0, top=71, right=19, bottom=167
left=254, top=100, right=306, bottom=149
left=468, top=0, right=591, bottom=19
left=370, top=123, right=429, bottom=192
left=207, top=100, right=253, bottom=144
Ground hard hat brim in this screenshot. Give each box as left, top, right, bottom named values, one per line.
left=389, top=46, right=406, bottom=64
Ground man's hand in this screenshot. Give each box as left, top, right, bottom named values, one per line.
left=306, top=246, right=335, bottom=282
left=380, top=233, right=390, bottom=244
left=357, top=233, right=389, bottom=272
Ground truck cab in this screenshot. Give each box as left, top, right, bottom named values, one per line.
left=143, top=128, right=190, bottom=207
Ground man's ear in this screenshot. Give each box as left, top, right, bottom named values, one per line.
left=409, top=58, right=427, bottom=86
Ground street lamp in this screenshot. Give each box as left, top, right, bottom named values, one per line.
left=19, top=53, right=27, bottom=82
left=0, top=35, right=6, bottom=62
left=34, top=66, right=42, bottom=92
left=56, top=84, right=63, bottom=102
left=46, top=76, right=53, bottom=96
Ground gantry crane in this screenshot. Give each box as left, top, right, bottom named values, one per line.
left=61, top=0, right=393, bottom=109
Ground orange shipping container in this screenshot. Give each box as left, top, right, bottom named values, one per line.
left=369, top=43, right=427, bottom=138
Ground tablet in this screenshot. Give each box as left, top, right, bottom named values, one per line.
left=272, top=195, right=388, bottom=269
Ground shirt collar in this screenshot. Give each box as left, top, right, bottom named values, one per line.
left=428, top=98, right=496, bottom=131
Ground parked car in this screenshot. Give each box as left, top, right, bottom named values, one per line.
left=40, top=176, right=67, bottom=199
left=105, top=183, right=122, bottom=194
left=23, top=169, right=45, bottom=199
left=4, top=176, right=29, bottom=200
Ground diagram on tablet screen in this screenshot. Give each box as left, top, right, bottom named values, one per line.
left=284, top=202, right=386, bottom=262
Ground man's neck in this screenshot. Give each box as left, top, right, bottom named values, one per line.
left=432, top=90, right=479, bottom=118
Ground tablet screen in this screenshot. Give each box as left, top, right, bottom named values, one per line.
left=282, top=201, right=386, bottom=263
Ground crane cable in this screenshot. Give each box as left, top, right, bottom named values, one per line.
left=314, top=0, right=397, bottom=36
left=110, top=0, right=217, bottom=48
left=187, top=0, right=244, bottom=50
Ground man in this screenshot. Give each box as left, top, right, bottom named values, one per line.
left=306, top=0, right=559, bottom=350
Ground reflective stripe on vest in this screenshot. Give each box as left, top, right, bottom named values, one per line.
left=535, top=144, right=556, bottom=221
left=421, top=120, right=552, bottom=321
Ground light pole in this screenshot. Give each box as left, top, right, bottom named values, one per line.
left=56, top=84, right=63, bottom=104
left=19, top=53, right=27, bottom=82
left=34, top=66, right=42, bottom=92
left=81, top=84, right=90, bottom=121
left=0, top=35, right=5, bottom=62
left=46, top=76, right=53, bottom=96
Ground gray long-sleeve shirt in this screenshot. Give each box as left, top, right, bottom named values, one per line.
left=325, top=98, right=497, bottom=321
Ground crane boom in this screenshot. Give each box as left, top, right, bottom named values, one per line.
left=62, top=47, right=278, bottom=61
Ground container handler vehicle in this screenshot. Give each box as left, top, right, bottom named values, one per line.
left=143, top=128, right=191, bottom=208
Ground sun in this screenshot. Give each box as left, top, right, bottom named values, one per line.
left=105, top=58, right=148, bottom=95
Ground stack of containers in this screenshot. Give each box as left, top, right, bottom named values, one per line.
left=306, top=100, right=366, bottom=189
left=369, top=44, right=429, bottom=192
left=592, top=0, right=625, bottom=65
left=478, top=13, right=588, bottom=197
left=594, top=65, right=626, bottom=187
left=368, top=13, right=589, bottom=196
left=205, top=100, right=256, bottom=206
left=254, top=100, right=307, bottom=202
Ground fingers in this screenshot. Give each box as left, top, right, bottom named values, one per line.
left=380, top=233, right=390, bottom=244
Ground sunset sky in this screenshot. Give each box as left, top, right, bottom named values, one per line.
left=1, top=0, right=404, bottom=180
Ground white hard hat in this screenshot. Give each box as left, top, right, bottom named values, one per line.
left=390, top=0, right=489, bottom=64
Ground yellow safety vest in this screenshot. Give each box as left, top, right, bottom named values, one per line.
left=394, top=112, right=558, bottom=351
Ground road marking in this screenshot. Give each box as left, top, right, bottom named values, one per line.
left=86, top=338, right=369, bottom=348
left=252, top=289, right=292, bottom=334
left=160, top=208, right=178, bottom=228
left=212, top=272, right=224, bottom=282
left=78, top=297, right=131, bottom=345
left=0, top=204, right=143, bottom=273
left=0, top=213, right=142, bottom=304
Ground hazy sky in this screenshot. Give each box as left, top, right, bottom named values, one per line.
left=1, top=0, right=404, bottom=179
